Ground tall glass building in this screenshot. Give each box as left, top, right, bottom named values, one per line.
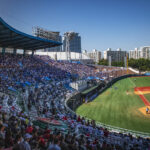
left=63, top=32, right=81, bottom=53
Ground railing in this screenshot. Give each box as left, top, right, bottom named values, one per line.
left=85, top=117, right=150, bottom=138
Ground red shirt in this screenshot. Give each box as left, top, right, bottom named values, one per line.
left=77, top=117, right=81, bottom=122
left=62, top=116, right=67, bottom=120
left=26, top=126, right=33, bottom=133
left=39, top=137, right=46, bottom=146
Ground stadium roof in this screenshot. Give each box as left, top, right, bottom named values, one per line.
left=0, top=17, right=62, bottom=50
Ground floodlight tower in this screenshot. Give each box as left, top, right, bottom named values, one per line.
left=65, top=32, right=76, bottom=61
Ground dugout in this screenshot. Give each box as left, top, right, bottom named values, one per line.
left=81, top=82, right=105, bottom=102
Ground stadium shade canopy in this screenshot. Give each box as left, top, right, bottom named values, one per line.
left=0, top=17, right=62, bottom=51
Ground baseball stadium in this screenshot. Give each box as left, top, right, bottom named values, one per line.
left=0, top=17, right=150, bottom=150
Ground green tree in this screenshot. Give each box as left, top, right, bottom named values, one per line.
left=98, top=59, right=108, bottom=66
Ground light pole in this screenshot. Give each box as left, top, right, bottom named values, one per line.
left=65, top=32, right=76, bottom=61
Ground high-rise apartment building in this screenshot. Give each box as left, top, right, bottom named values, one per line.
left=83, top=49, right=101, bottom=63
left=104, top=48, right=127, bottom=62
left=129, top=48, right=141, bottom=59
left=63, top=32, right=81, bottom=53
left=141, top=46, right=150, bottom=59
left=129, top=46, right=150, bottom=59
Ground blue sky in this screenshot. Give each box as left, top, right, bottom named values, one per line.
left=0, top=0, right=150, bottom=51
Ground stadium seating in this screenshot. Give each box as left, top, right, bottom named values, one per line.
left=0, top=54, right=149, bottom=150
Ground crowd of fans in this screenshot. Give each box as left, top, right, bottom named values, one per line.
left=0, top=54, right=149, bottom=150
left=36, top=55, right=129, bottom=80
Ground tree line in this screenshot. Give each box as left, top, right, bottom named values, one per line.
left=98, top=58, right=150, bottom=71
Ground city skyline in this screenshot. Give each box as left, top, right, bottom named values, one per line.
left=0, top=0, right=150, bottom=51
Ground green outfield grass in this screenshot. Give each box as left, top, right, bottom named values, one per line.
left=76, top=77, right=150, bottom=133
left=145, top=94, right=150, bottom=103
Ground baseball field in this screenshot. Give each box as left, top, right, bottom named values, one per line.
left=76, top=76, right=150, bottom=133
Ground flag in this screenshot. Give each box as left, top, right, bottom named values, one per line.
left=44, top=77, right=51, bottom=81
left=8, top=87, right=17, bottom=92
left=18, top=62, right=23, bottom=67
left=25, top=81, right=31, bottom=86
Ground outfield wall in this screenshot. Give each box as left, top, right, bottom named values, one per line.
left=67, top=74, right=147, bottom=112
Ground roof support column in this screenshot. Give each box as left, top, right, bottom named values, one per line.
left=31, top=50, right=34, bottom=57
left=13, top=48, right=17, bottom=55
left=2, top=47, right=5, bottom=55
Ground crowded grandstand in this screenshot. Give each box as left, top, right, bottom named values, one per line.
left=0, top=18, right=149, bottom=150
